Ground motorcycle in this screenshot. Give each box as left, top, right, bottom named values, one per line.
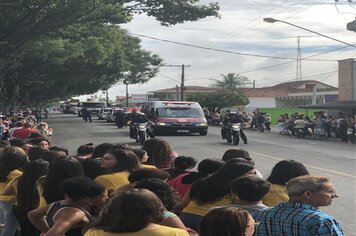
left=294, top=126, right=312, bottom=138
left=130, top=122, right=155, bottom=144
left=225, top=122, right=242, bottom=145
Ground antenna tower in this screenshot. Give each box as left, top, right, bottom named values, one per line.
left=296, top=36, right=302, bottom=81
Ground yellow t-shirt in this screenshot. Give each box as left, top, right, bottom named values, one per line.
left=0, top=170, right=22, bottom=202
left=182, top=195, right=232, bottom=216
left=141, top=164, right=157, bottom=169
left=95, top=171, right=130, bottom=193
left=36, top=176, right=47, bottom=207
left=262, top=184, right=289, bottom=207
left=84, top=225, right=189, bottom=236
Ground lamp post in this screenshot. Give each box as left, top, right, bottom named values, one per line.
left=263, top=17, right=356, bottom=48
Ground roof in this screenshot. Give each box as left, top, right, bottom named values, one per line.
left=272, top=80, right=336, bottom=89
left=237, top=87, right=288, bottom=97
left=298, top=100, right=356, bottom=109
left=150, top=80, right=337, bottom=98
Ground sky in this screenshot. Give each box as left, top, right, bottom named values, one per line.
left=94, top=0, right=356, bottom=100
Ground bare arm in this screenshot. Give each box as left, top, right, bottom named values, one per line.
left=2, top=180, right=16, bottom=195
left=28, top=205, right=51, bottom=233
left=45, top=208, right=87, bottom=236
left=179, top=188, right=191, bottom=209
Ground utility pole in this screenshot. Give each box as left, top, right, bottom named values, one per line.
left=181, top=64, right=185, bottom=101
left=105, top=89, right=109, bottom=105
left=125, top=83, right=129, bottom=107
left=176, top=85, right=179, bottom=101
left=161, top=64, right=191, bottom=101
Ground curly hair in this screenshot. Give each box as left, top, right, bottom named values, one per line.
left=134, top=178, right=178, bottom=211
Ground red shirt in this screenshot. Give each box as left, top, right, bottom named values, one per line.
left=168, top=173, right=191, bottom=200
left=12, top=128, right=38, bottom=140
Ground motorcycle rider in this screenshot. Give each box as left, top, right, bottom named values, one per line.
left=114, top=109, right=126, bottom=128
left=128, top=112, right=153, bottom=140
left=221, top=111, right=248, bottom=144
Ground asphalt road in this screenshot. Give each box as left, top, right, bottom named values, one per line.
left=48, top=113, right=356, bottom=235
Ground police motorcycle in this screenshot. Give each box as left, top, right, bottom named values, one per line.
left=128, top=112, right=155, bottom=144
left=221, top=112, right=245, bottom=145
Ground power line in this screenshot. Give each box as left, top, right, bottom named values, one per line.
left=157, top=72, right=180, bottom=83
left=238, top=44, right=352, bottom=75
left=129, top=32, right=336, bottom=61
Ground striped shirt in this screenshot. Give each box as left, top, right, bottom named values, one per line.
left=252, top=202, right=344, bottom=236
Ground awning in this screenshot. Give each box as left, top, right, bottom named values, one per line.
left=298, top=100, right=356, bottom=109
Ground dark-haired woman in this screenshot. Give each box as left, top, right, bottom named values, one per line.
left=164, top=156, right=197, bottom=180
left=95, top=149, right=140, bottom=195
left=37, top=157, right=84, bottom=206
left=84, top=189, right=189, bottom=236
left=142, top=138, right=177, bottom=169
left=131, top=149, right=156, bottom=169
left=135, top=178, right=186, bottom=229
left=0, top=151, right=28, bottom=236
left=262, top=159, right=309, bottom=207
left=199, top=207, right=256, bottom=236
left=180, top=162, right=256, bottom=231
left=29, top=177, right=108, bottom=236
left=2, top=159, right=49, bottom=236
left=169, top=159, right=224, bottom=200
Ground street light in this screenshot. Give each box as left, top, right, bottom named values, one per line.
left=263, top=17, right=356, bottom=48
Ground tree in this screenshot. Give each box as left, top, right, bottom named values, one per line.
left=187, top=91, right=249, bottom=112
left=0, top=0, right=220, bottom=110
left=210, top=73, right=250, bottom=90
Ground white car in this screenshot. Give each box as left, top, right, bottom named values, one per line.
left=97, top=108, right=112, bottom=120
left=106, top=108, right=124, bottom=122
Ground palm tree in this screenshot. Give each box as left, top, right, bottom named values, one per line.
left=210, top=73, right=250, bottom=90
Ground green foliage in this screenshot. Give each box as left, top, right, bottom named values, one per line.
left=187, top=91, right=249, bottom=112
left=210, top=73, right=250, bottom=90
left=0, top=0, right=219, bottom=110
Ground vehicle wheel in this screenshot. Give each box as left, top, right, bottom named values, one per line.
left=139, top=132, right=146, bottom=144
left=199, top=130, right=208, bottom=136
left=233, top=134, right=240, bottom=145
left=226, top=134, right=232, bottom=143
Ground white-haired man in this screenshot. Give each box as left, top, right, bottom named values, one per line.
left=253, top=175, right=344, bottom=236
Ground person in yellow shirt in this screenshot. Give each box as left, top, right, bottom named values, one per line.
left=0, top=150, right=28, bottom=236
left=180, top=161, right=256, bottom=231
left=262, top=160, right=309, bottom=207
left=132, top=149, right=157, bottom=169
left=2, top=159, right=49, bottom=236
left=95, top=149, right=140, bottom=195
left=84, top=189, right=189, bottom=236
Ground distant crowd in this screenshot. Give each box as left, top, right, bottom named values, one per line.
left=0, top=109, right=345, bottom=236
left=205, top=109, right=356, bottom=143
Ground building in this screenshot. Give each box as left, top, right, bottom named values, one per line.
left=148, top=80, right=338, bottom=109
left=299, top=58, right=356, bottom=116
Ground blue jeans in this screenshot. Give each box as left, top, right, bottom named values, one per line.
left=0, top=201, right=20, bottom=236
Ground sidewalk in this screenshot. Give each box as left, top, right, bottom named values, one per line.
left=248, top=126, right=354, bottom=144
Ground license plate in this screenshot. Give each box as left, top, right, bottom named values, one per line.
left=177, top=130, right=189, bottom=133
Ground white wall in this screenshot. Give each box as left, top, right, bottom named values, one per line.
left=246, top=97, right=276, bottom=108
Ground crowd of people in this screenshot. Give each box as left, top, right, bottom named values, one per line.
left=276, top=112, right=356, bottom=143
left=205, top=109, right=356, bottom=143
left=0, top=109, right=345, bottom=236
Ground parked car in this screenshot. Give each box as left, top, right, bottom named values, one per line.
left=106, top=108, right=124, bottom=122
left=97, top=107, right=112, bottom=120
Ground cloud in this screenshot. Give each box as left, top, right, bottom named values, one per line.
left=106, top=0, right=356, bottom=98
